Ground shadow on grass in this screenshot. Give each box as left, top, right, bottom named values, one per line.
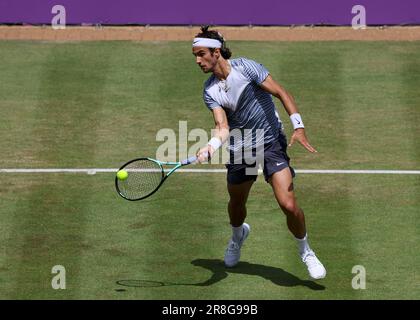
left=190, top=259, right=325, bottom=290
left=116, top=259, right=325, bottom=291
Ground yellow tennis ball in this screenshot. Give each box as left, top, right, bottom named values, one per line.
left=117, top=170, right=128, bottom=180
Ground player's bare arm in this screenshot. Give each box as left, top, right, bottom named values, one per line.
left=260, top=75, right=317, bottom=153
left=197, top=107, right=230, bottom=163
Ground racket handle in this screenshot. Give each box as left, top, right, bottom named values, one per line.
left=181, top=152, right=209, bottom=165
left=181, top=156, right=198, bottom=165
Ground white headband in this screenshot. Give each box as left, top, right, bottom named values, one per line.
left=192, top=37, right=222, bottom=48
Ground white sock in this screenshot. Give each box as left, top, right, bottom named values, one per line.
left=296, top=233, right=311, bottom=256
left=232, top=225, right=244, bottom=243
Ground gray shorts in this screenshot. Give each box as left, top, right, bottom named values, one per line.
left=225, top=132, right=295, bottom=185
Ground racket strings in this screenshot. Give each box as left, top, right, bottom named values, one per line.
left=117, top=159, right=163, bottom=200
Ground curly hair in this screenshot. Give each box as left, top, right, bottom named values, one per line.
left=195, top=25, right=232, bottom=59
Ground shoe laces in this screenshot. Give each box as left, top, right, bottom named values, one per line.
left=302, top=250, right=320, bottom=268
left=227, top=240, right=240, bottom=253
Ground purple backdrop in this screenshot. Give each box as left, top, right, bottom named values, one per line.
left=0, top=0, right=419, bottom=25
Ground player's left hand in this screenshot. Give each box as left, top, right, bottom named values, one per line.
left=288, top=128, right=318, bottom=153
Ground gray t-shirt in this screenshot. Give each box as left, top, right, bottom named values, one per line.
left=203, top=57, right=283, bottom=152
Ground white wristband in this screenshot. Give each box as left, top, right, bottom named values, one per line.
left=290, top=113, right=305, bottom=130
left=208, top=137, right=222, bottom=151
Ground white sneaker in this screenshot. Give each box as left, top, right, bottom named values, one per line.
left=301, top=250, right=326, bottom=280
left=224, top=223, right=250, bottom=267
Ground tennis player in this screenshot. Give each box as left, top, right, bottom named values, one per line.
left=193, top=26, right=326, bottom=279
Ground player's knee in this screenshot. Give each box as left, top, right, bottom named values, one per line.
left=279, top=200, right=299, bottom=216
left=229, top=198, right=246, bottom=211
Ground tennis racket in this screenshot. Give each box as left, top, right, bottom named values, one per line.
left=115, top=155, right=202, bottom=201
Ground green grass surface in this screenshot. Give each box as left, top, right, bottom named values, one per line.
left=0, top=40, right=419, bottom=299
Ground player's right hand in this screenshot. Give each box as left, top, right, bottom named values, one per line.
left=196, top=145, right=213, bottom=163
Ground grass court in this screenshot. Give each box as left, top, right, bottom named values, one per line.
left=0, top=40, right=419, bottom=299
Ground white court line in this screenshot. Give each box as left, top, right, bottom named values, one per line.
left=0, top=168, right=420, bottom=174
